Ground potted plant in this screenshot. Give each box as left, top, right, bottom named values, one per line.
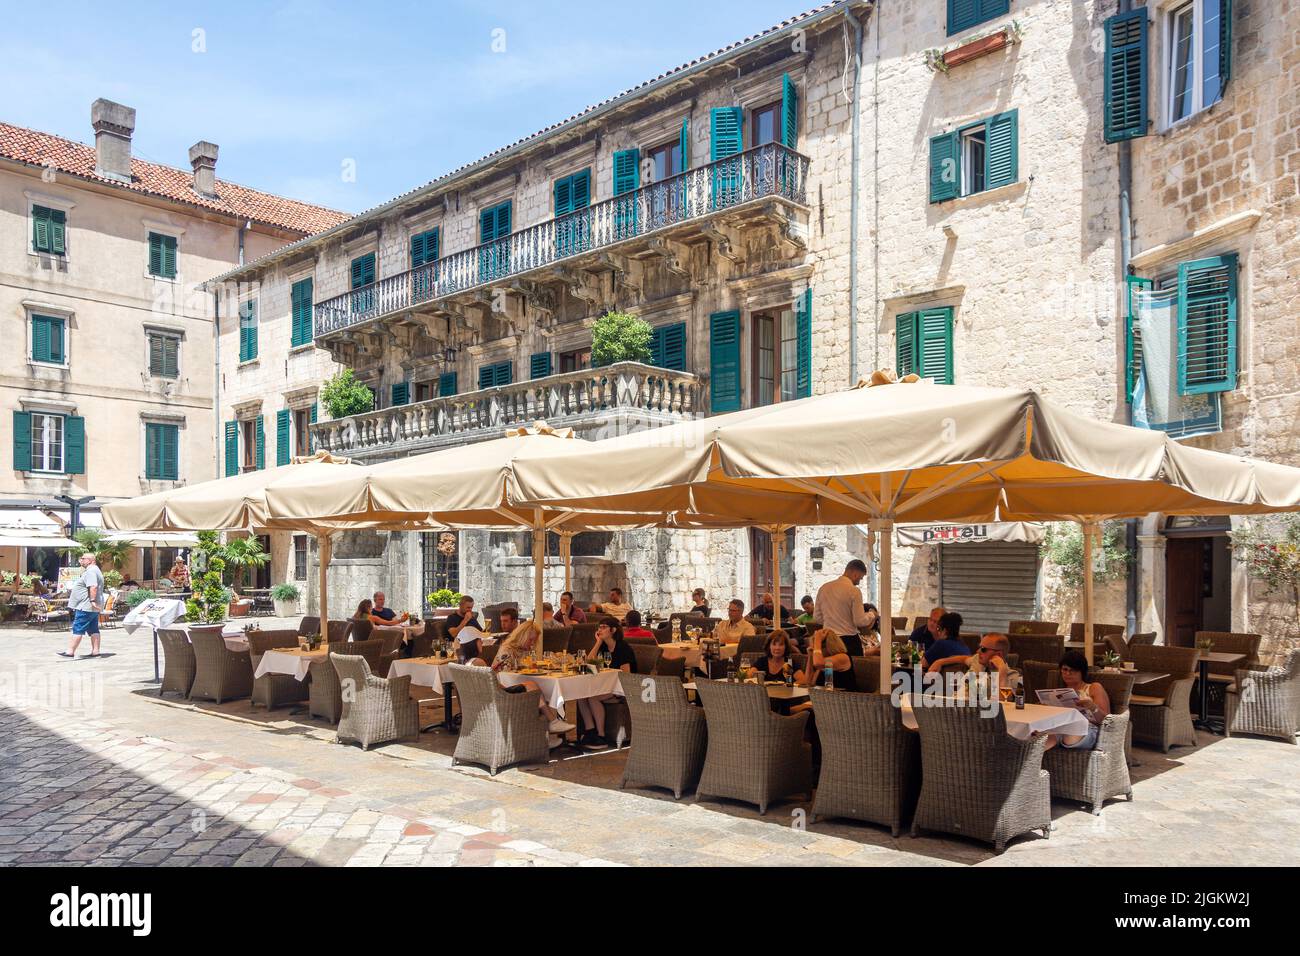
left=221, top=536, right=269, bottom=597
left=270, top=582, right=301, bottom=617
left=1100, top=649, right=1123, bottom=672
left=591, top=310, right=653, bottom=367
left=427, top=588, right=461, bottom=613
left=103, top=569, right=123, bottom=590
left=17, top=573, right=37, bottom=594
left=185, top=531, right=229, bottom=636
left=124, top=588, right=158, bottom=610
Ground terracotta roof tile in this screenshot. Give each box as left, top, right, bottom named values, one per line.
left=0, top=120, right=350, bottom=236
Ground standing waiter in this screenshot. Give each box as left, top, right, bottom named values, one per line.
left=812, top=559, right=877, bottom=657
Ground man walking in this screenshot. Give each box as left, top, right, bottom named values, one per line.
left=812, top=559, right=877, bottom=657
left=61, top=552, right=105, bottom=658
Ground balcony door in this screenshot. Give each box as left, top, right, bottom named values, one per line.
left=750, top=526, right=795, bottom=614
left=752, top=306, right=799, bottom=407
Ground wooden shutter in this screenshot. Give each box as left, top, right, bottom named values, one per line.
left=63, top=415, right=85, bottom=474
left=12, top=411, right=31, bottom=471
left=239, top=300, right=258, bottom=362
left=1177, top=254, right=1238, bottom=394
left=224, top=421, right=238, bottom=476
left=276, top=409, right=291, bottom=466
left=1125, top=276, right=1152, bottom=403
left=929, top=132, right=960, bottom=203
left=984, top=110, right=1018, bottom=190
left=438, top=371, right=457, bottom=396
left=795, top=288, right=813, bottom=398
left=254, top=416, right=265, bottom=470
left=896, top=312, right=917, bottom=377
left=680, top=118, right=690, bottom=170
left=161, top=424, right=178, bottom=480
left=291, top=277, right=313, bottom=347
left=554, top=176, right=572, bottom=216
left=916, top=308, right=955, bottom=384
left=710, top=108, right=743, bottom=161
left=309, top=403, right=317, bottom=453
left=1219, top=0, right=1233, bottom=91
left=32, top=206, right=54, bottom=252
left=479, top=206, right=496, bottom=243
left=391, top=382, right=410, bottom=406
left=350, top=253, right=375, bottom=288
left=145, top=423, right=175, bottom=480
left=781, top=73, right=799, bottom=149
left=948, top=0, right=1009, bottom=36
left=31, top=315, right=63, bottom=364
left=478, top=362, right=512, bottom=389
left=530, top=352, right=552, bottom=379
left=571, top=169, right=591, bottom=209
left=613, top=150, right=640, bottom=196
left=149, top=335, right=178, bottom=378
left=1104, top=10, right=1149, bottom=143
left=410, top=229, right=439, bottom=267
left=148, top=233, right=164, bottom=276
left=709, top=310, right=741, bottom=413
left=651, top=323, right=687, bottom=372
left=50, top=208, right=66, bottom=255
left=163, top=235, right=177, bottom=278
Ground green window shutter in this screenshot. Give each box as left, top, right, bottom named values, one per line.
left=162, top=424, right=178, bottom=480
left=438, top=371, right=457, bottom=396
left=1104, top=10, right=1149, bottom=143
left=350, top=253, right=375, bottom=289
left=162, top=235, right=177, bottom=278
left=1177, top=254, right=1238, bottom=395
left=781, top=73, right=799, bottom=149
left=149, top=233, right=177, bottom=278
left=145, top=424, right=158, bottom=479
left=709, top=310, right=742, bottom=413
left=410, top=229, right=439, bottom=268
left=50, top=208, right=66, bottom=255
left=391, top=382, right=410, bottom=406
left=148, top=233, right=163, bottom=276
left=571, top=170, right=590, bottom=209
left=32, top=205, right=57, bottom=253
left=31, top=315, right=64, bottom=364
left=554, top=176, right=572, bottom=216
left=929, top=132, right=960, bottom=203
left=291, top=277, right=314, bottom=347
left=710, top=107, right=743, bottom=161
left=239, top=300, right=258, bottom=362
left=254, top=416, right=266, bottom=470
left=896, top=312, right=917, bottom=377
left=948, top=0, right=1009, bottom=36
left=1219, top=0, right=1233, bottom=92
left=480, top=202, right=513, bottom=242
left=478, top=361, right=513, bottom=389
left=612, top=150, right=640, bottom=197
left=795, top=288, right=813, bottom=398
left=12, top=411, right=31, bottom=471
left=145, top=423, right=176, bottom=480
left=276, top=409, right=291, bottom=466
left=680, top=118, right=690, bottom=170
left=309, top=403, right=317, bottom=453
left=164, top=337, right=179, bottom=378
left=651, top=323, right=687, bottom=372
left=916, top=308, right=955, bottom=385
left=224, top=421, right=238, bottom=476
left=1125, top=276, right=1153, bottom=403
left=984, top=110, right=1018, bottom=190
left=530, top=352, right=552, bottom=379
left=65, top=415, right=85, bottom=474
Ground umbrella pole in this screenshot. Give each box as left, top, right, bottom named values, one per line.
left=1082, top=520, right=1097, bottom=666
left=559, top=530, right=573, bottom=593
left=317, top=532, right=332, bottom=642
left=532, top=514, right=545, bottom=626
left=872, top=518, right=893, bottom=695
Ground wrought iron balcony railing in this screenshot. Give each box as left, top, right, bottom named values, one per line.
left=315, top=143, right=809, bottom=337
left=309, top=361, right=702, bottom=456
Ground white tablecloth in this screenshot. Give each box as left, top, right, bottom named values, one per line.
left=122, top=598, right=186, bottom=636
left=388, top=657, right=456, bottom=688
left=898, top=698, right=1091, bottom=740
left=660, top=642, right=737, bottom=667
left=254, top=648, right=326, bottom=681
left=496, top=669, right=623, bottom=711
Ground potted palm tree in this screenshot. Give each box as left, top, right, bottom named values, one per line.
left=270, top=582, right=301, bottom=617
left=221, top=536, right=269, bottom=617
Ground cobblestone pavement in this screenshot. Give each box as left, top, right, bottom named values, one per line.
left=2, top=623, right=1298, bottom=867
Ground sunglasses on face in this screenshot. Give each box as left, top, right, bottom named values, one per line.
left=978, top=646, right=998, bottom=654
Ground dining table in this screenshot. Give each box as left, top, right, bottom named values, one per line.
left=897, top=696, right=1091, bottom=740
left=659, top=640, right=738, bottom=668
left=388, top=655, right=459, bottom=732
left=496, top=666, right=625, bottom=712
left=1194, top=651, right=1246, bottom=733
left=253, top=646, right=328, bottom=682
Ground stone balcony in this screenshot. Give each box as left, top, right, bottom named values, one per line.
left=308, top=361, right=703, bottom=461
left=313, top=143, right=810, bottom=349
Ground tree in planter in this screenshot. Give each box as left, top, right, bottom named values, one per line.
left=222, top=536, right=270, bottom=595
left=1042, top=521, right=1131, bottom=591
left=591, top=311, right=652, bottom=367
left=63, top=528, right=131, bottom=572
left=124, top=588, right=158, bottom=609
left=186, top=531, right=229, bottom=625
left=320, top=368, right=375, bottom=419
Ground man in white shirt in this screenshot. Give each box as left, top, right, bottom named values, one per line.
left=812, top=559, right=876, bottom=656
left=591, top=587, right=633, bottom=622
left=713, top=598, right=756, bottom=644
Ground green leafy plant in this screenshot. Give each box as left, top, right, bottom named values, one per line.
left=185, top=531, right=229, bottom=624
left=103, top=569, right=123, bottom=589
left=320, top=368, right=375, bottom=419
left=64, top=528, right=131, bottom=571
left=221, top=536, right=270, bottom=593
left=270, top=582, right=301, bottom=601
left=591, top=311, right=652, bottom=367
left=124, top=588, right=157, bottom=609
left=1042, top=521, right=1131, bottom=592
left=1231, top=516, right=1300, bottom=618
left=427, top=588, right=461, bottom=608
left=18, top=573, right=37, bottom=591
left=1, top=571, right=15, bottom=586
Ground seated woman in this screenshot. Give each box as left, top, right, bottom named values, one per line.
left=1043, top=650, right=1111, bottom=751
left=755, top=629, right=798, bottom=683
left=576, top=617, right=636, bottom=748
left=352, top=599, right=373, bottom=622
left=921, top=612, right=973, bottom=673
left=168, top=558, right=190, bottom=589
left=689, top=587, right=710, bottom=617
left=483, top=620, right=576, bottom=744
left=790, top=628, right=857, bottom=712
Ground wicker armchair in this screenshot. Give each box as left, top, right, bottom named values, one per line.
left=331, top=653, right=419, bottom=750
left=1008, top=635, right=1064, bottom=665
left=373, top=628, right=405, bottom=677
left=541, top=626, right=572, bottom=654
left=157, top=627, right=195, bottom=698
left=482, top=602, right=519, bottom=631
left=1128, top=645, right=1200, bottom=752
left=737, top=634, right=769, bottom=659
left=308, top=639, right=382, bottom=724
left=809, top=688, right=920, bottom=835
left=654, top=654, right=686, bottom=678
left=891, top=616, right=909, bottom=634
left=188, top=628, right=253, bottom=703
left=693, top=678, right=812, bottom=814
left=297, top=615, right=320, bottom=637
left=448, top=663, right=549, bottom=774
left=1128, top=631, right=1156, bottom=650
left=1009, top=620, right=1060, bottom=636
left=1043, top=713, right=1132, bottom=814
left=1021, top=661, right=1061, bottom=700
left=631, top=643, right=661, bottom=674
left=850, top=657, right=881, bottom=694
left=618, top=672, right=707, bottom=798
left=910, top=705, right=1052, bottom=852
left=1092, top=670, right=1137, bottom=765
left=1103, top=634, right=1130, bottom=660
left=349, top=618, right=374, bottom=642
left=248, top=629, right=308, bottom=711
left=567, top=623, right=598, bottom=654
left=1225, top=649, right=1300, bottom=744
left=326, top=619, right=353, bottom=643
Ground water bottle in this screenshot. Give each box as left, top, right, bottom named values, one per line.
left=823, top=665, right=835, bottom=691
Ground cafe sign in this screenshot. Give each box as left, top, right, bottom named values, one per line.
left=895, top=522, right=1045, bottom=547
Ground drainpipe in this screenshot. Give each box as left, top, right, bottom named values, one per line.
left=1118, top=0, right=1139, bottom=635
left=213, top=288, right=222, bottom=474
left=845, top=7, right=866, bottom=384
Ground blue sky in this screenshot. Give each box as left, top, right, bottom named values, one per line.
left=1, top=0, right=811, bottom=214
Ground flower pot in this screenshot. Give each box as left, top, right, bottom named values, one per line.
left=187, top=623, right=227, bottom=640
left=228, top=602, right=250, bottom=618
left=273, top=598, right=298, bottom=618
left=942, top=30, right=1009, bottom=69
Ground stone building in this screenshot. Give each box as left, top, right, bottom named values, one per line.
left=214, top=0, right=1297, bottom=655
left=0, top=99, right=348, bottom=579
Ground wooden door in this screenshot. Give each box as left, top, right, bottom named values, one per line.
left=1165, top=537, right=1205, bottom=647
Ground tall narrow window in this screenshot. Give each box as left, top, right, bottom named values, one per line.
left=145, top=423, right=179, bottom=480
left=752, top=307, right=799, bottom=407
left=293, top=407, right=310, bottom=457
left=148, top=334, right=179, bottom=378
left=751, top=101, right=781, bottom=147
left=293, top=535, right=308, bottom=580
left=30, top=413, right=64, bottom=473
left=1166, top=0, right=1231, bottom=125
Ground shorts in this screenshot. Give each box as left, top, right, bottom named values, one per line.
left=72, top=609, right=100, bottom=636
left=1062, top=722, right=1100, bottom=749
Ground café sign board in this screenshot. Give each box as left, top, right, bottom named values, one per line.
left=896, top=522, right=1044, bottom=548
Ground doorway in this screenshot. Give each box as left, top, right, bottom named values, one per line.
left=749, top=527, right=795, bottom=613
left=1164, top=518, right=1232, bottom=646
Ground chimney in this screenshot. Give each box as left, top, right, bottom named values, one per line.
left=188, top=141, right=219, bottom=198
left=90, top=98, right=136, bottom=182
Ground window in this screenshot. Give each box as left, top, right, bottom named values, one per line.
left=896, top=307, right=955, bottom=384
left=391, top=382, right=410, bottom=406
left=293, top=535, right=308, bottom=581
left=30, top=314, right=66, bottom=365
left=948, top=0, right=1011, bottom=37
left=1132, top=253, right=1239, bottom=396
left=350, top=252, right=376, bottom=316
left=478, top=361, right=512, bottom=389
left=929, top=110, right=1018, bottom=202
left=148, top=333, right=179, bottom=379
left=240, top=418, right=264, bottom=471
left=30, top=413, right=64, bottom=473
left=420, top=531, right=459, bottom=601
left=145, top=423, right=179, bottom=480
left=290, top=277, right=313, bottom=348
left=13, top=410, right=83, bottom=474
left=31, top=205, right=66, bottom=255
left=293, top=407, right=310, bottom=457
left=554, top=170, right=591, bottom=257
left=238, top=299, right=258, bottom=362
left=753, top=308, right=799, bottom=406
left=276, top=409, right=291, bottom=467
left=559, top=348, right=591, bottom=373
left=148, top=232, right=177, bottom=279
left=478, top=201, right=512, bottom=281
left=647, top=140, right=683, bottom=181
left=751, top=100, right=781, bottom=147
left=439, top=372, right=458, bottom=396
left=1164, top=0, right=1230, bottom=125
left=410, top=229, right=439, bottom=268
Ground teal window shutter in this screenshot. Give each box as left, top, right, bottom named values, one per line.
left=239, top=300, right=258, bottom=362
left=795, top=288, right=813, bottom=398
left=12, top=411, right=31, bottom=471
left=1104, top=10, right=1149, bottom=143
left=309, top=403, right=317, bottom=453
left=163, top=234, right=177, bottom=278
left=479, top=202, right=512, bottom=280
left=710, top=107, right=743, bottom=161
left=391, top=382, right=410, bottom=406
left=916, top=308, right=955, bottom=384
left=709, top=311, right=742, bottom=413
left=612, top=150, right=640, bottom=197
left=554, top=170, right=592, bottom=257
left=530, top=352, right=552, bottom=379
left=254, top=416, right=265, bottom=470
left=929, top=132, right=960, bottom=203
left=291, top=277, right=314, bottom=347
left=31, top=315, right=65, bottom=364
left=276, top=409, right=291, bottom=466
left=148, top=232, right=163, bottom=276
left=411, top=229, right=439, bottom=268
left=145, top=423, right=176, bottom=480
left=439, top=371, right=457, bottom=396
left=1177, top=254, right=1238, bottom=394
left=680, top=118, right=690, bottom=170
left=149, top=334, right=179, bottom=378
left=983, top=110, right=1018, bottom=190
left=148, top=232, right=177, bottom=278
left=896, top=312, right=917, bottom=377
left=781, top=73, right=799, bottom=149
left=478, top=361, right=512, bottom=389
left=1219, top=0, right=1233, bottom=92
left=948, top=0, right=1009, bottom=36
left=64, top=415, right=85, bottom=475
left=350, top=252, right=376, bottom=288
left=1125, top=276, right=1153, bottom=403
left=224, top=421, right=238, bottom=476
left=651, top=323, right=687, bottom=371
left=32, top=206, right=66, bottom=254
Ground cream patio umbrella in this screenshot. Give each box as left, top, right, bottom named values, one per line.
left=508, top=374, right=1300, bottom=691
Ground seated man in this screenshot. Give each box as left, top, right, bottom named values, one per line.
left=590, top=587, right=633, bottom=622
left=555, top=591, right=586, bottom=625
left=497, top=606, right=520, bottom=633
left=794, top=594, right=816, bottom=626
left=909, top=606, right=945, bottom=655
left=541, top=602, right=565, bottom=628
left=713, top=599, right=756, bottom=645
left=367, top=590, right=409, bottom=626
left=751, top=591, right=793, bottom=625
left=929, top=632, right=1020, bottom=689
left=446, top=594, right=484, bottom=663
left=622, top=609, right=656, bottom=641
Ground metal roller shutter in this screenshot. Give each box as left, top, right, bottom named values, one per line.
left=940, top=542, right=1040, bottom=635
